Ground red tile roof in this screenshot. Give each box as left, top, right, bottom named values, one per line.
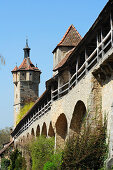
left=53, top=24, right=82, bottom=52
left=12, top=66, right=18, bottom=72
left=53, top=47, right=75, bottom=71
left=12, top=58, right=41, bottom=72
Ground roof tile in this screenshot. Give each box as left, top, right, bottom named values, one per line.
left=12, top=58, right=41, bottom=72
left=12, top=66, right=18, bottom=72
left=53, top=25, right=82, bottom=52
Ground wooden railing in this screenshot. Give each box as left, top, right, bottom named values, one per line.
left=52, top=29, right=113, bottom=100
left=15, top=101, right=51, bottom=138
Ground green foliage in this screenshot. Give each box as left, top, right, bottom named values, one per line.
left=50, top=151, right=62, bottom=169
left=44, top=151, right=62, bottom=170
left=8, top=149, right=26, bottom=170
left=15, top=154, right=26, bottom=170
left=43, top=161, right=57, bottom=170
left=29, top=136, right=55, bottom=170
left=1, top=158, right=10, bottom=170
left=62, top=115, right=108, bottom=170
left=16, top=102, right=34, bottom=125
left=0, top=127, right=11, bottom=150
left=22, top=111, right=108, bottom=170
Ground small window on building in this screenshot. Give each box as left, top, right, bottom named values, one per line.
left=16, top=94, right=18, bottom=98
left=30, top=73, right=32, bottom=76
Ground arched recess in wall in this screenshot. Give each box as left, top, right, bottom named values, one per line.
left=41, top=122, right=47, bottom=137
left=21, top=139, right=23, bottom=151
left=36, top=125, right=40, bottom=137
left=31, top=128, right=35, bottom=137
left=26, top=133, right=30, bottom=145
left=48, top=122, right=55, bottom=137
left=27, top=133, right=30, bottom=139
left=55, top=113, right=67, bottom=148
left=70, top=100, right=86, bottom=136
left=20, top=138, right=22, bottom=143
left=21, top=136, right=25, bottom=152
left=22, top=136, right=25, bottom=143
left=18, top=139, right=21, bottom=150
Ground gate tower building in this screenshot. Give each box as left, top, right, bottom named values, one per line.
left=12, top=40, right=41, bottom=127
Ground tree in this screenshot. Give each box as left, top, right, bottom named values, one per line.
left=8, top=149, right=26, bottom=170
left=29, top=136, right=55, bottom=170
left=0, top=127, right=11, bottom=150
left=1, top=158, right=10, bottom=170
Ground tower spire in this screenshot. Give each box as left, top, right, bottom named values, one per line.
left=26, top=38, right=28, bottom=47
left=23, top=38, right=31, bottom=58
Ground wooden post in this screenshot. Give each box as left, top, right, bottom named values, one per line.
left=110, top=11, right=113, bottom=47
left=76, top=57, right=79, bottom=84
left=101, top=27, right=104, bottom=58
left=43, top=102, right=45, bottom=114
left=68, top=69, right=71, bottom=91
left=85, top=49, right=88, bottom=73
left=51, top=86, right=53, bottom=102
left=28, top=118, right=30, bottom=127
left=58, top=77, right=60, bottom=99
left=97, top=33, right=99, bottom=61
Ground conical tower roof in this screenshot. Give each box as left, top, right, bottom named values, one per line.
left=12, top=40, right=41, bottom=73
left=53, top=24, right=82, bottom=52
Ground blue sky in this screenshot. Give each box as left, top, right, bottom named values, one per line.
left=0, top=0, right=108, bottom=129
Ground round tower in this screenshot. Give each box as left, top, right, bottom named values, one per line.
left=12, top=40, right=41, bottom=127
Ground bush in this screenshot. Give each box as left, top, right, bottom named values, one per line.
left=1, top=158, right=10, bottom=170
left=8, top=149, right=26, bottom=170
left=29, top=136, right=55, bottom=170
left=44, top=150, right=62, bottom=170
left=62, top=115, right=108, bottom=169
left=0, top=127, right=11, bottom=150
left=43, top=161, right=57, bottom=170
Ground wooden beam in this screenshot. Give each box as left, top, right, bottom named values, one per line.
left=97, top=33, right=99, bottom=61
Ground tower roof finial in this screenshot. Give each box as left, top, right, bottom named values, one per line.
left=26, top=38, right=28, bottom=45
left=26, top=37, right=29, bottom=48
left=23, top=37, right=31, bottom=58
